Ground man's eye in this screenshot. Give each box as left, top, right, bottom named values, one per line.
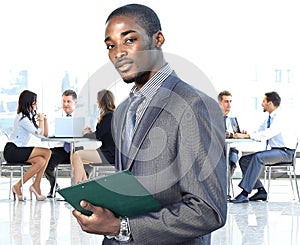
left=106, top=44, right=114, bottom=50
left=125, top=38, right=136, bottom=44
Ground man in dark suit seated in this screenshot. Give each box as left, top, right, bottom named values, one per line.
left=218, top=90, right=247, bottom=177
left=45, top=89, right=78, bottom=198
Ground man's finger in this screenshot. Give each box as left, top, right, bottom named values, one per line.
left=80, top=200, right=98, bottom=214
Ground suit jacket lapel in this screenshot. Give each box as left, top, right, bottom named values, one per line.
left=127, top=74, right=180, bottom=169
left=115, top=98, right=131, bottom=170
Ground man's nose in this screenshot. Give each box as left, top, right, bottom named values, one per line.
left=114, top=45, right=127, bottom=59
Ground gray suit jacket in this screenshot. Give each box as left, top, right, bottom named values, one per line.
left=105, top=73, right=227, bottom=244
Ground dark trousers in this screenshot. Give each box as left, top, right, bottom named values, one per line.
left=239, top=148, right=294, bottom=193
left=47, top=147, right=70, bottom=170
left=44, top=147, right=70, bottom=191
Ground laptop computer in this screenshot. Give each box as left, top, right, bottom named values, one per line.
left=53, top=117, right=85, bottom=137
left=229, top=117, right=241, bottom=134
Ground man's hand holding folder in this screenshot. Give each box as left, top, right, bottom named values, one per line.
left=72, top=200, right=120, bottom=236
left=58, top=170, right=162, bottom=217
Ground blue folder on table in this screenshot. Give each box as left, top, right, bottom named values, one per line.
left=57, top=170, right=162, bottom=217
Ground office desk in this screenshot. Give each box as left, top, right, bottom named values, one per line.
left=225, top=138, right=258, bottom=198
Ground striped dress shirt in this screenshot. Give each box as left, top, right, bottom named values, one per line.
left=129, top=63, right=173, bottom=132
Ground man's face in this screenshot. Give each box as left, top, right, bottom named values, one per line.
left=62, top=95, right=76, bottom=115
left=219, top=95, right=232, bottom=115
left=104, top=16, right=159, bottom=85
left=262, top=96, right=270, bottom=113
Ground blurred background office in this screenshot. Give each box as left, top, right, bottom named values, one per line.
left=1, top=1, right=300, bottom=244
left=1, top=0, right=299, bottom=148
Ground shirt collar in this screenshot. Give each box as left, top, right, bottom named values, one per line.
left=63, top=111, right=73, bottom=117
left=129, top=63, right=173, bottom=99
left=269, top=108, right=279, bottom=118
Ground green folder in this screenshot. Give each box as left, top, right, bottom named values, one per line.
left=57, top=170, right=162, bottom=217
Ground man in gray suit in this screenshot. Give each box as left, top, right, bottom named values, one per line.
left=218, top=90, right=247, bottom=178
left=73, top=4, right=227, bottom=244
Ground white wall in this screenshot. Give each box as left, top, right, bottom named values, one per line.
left=1, top=0, right=299, bottom=135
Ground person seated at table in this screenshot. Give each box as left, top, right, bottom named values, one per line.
left=44, top=89, right=78, bottom=197
left=218, top=90, right=248, bottom=176
left=3, top=90, right=51, bottom=201
left=71, top=89, right=116, bottom=184
left=230, top=91, right=297, bottom=203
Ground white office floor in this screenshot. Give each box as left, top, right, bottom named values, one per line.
left=0, top=177, right=299, bottom=245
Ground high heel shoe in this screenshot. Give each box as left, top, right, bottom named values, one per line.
left=12, top=186, right=26, bottom=201
left=29, top=186, right=46, bottom=201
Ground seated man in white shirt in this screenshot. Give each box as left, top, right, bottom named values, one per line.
left=231, top=91, right=297, bottom=203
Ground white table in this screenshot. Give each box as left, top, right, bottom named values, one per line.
left=225, top=138, right=259, bottom=198
left=42, top=137, right=95, bottom=153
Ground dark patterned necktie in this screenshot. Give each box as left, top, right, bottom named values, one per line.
left=121, top=94, right=143, bottom=169
left=64, top=114, right=72, bottom=153
left=266, top=115, right=271, bottom=149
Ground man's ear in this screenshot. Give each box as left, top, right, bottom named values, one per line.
left=154, top=31, right=165, bottom=48
left=268, top=101, right=273, bottom=107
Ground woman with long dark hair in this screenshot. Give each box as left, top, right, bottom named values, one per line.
left=4, top=90, right=51, bottom=201
left=71, top=89, right=116, bottom=184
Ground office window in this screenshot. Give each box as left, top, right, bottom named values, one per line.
left=275, top=69, right=282, bottom=83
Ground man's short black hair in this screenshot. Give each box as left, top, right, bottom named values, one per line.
left=265, top=91, right=281, bottom=107
left=106, top=4, right=162, bottom=37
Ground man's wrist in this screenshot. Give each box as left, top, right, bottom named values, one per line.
left=107, top=217, right=132, bottom=242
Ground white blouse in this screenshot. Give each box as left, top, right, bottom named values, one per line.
left=9, top=113, right=42, bottom=147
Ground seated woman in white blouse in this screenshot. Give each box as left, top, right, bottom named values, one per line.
left=3, top=90, right=51, bottom=201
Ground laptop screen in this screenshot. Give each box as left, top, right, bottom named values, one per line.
left=54, top=117, right=85, bottom=137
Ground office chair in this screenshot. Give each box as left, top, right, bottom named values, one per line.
left=264, top=141, right=299, bottom=201
left=88, top=163, right=116, bottom=179
left=0, top=129, right=31, bottom=200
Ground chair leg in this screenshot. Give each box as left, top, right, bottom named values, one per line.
left=230, top=178, right=234, bottom=197
left=267, top=167, right=271, bottom=201
left=9, top=169, right=13, bottom=199
left=92, top=166, right=96, bottom=179
left=53, top=166, right=58, bottom=198
left=288, top=170, right=295, bottom=200
left=226, top=171, right=233, bottom=198
left=292, top=169, right=300, bottom=202
left=264, top=168, right=267, bottom=186
left=294, top=176, right=300, bottom=202
left=21, top=166, right=24, bottom=201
